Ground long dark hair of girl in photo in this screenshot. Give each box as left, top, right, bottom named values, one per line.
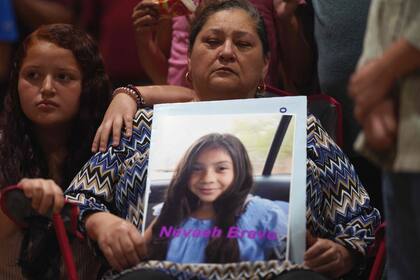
left=149, top=133, right=254, bottom=263
left=0, top=23, right=111, bottom=188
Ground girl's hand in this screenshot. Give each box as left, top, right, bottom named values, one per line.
left=92, top=93, right=137, bottom=153
left=85, top=212, right=147, bottom=271
left=92, top=85, right=196, bottom=153
left=304, top=234, right=354, bottom=279
left=19, top=178, right=65, bottom=215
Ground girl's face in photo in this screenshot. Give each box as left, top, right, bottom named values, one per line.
left=18, top=39, right=82, bottom=128
left=188, top=147, right=234, bottom=206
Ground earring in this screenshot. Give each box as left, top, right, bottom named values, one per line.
left=185, top=71, right=192, bottom=83
left=257, top=80, right=266, bottom=93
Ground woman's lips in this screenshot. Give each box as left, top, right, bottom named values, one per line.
left=213, top=67, right=237, bottom=75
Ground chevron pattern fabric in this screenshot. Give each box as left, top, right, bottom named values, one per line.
left=65, top=110, right=380, bottom=278
left=103, top=260, right=304, bottom=280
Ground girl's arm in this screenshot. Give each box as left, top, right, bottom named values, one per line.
left=132, top=1, right=172, bottom=85
left=92, top=85, right=195, bottom=152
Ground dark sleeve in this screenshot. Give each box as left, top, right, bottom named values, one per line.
left=64, top=109, right=153, bottom=233
left=305, top=114, right=381, bottom=256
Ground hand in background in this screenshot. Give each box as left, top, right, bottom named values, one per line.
left=19, top=178, right=65, bottom=215
left=361, top=98, right=397, bottom=152
left=349, top=58, right=396, bottom=123
left=273, top=0, right=299, bottom=20
left=304, top=233, right=354, bottom=279
left=132, top=1, right=161, bottom=43
left=85, top=212, right=147, bottom=271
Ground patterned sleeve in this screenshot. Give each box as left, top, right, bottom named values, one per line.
left=305, top=115, right=381, bottom=256
left=64, top=109, right=153, bottom=233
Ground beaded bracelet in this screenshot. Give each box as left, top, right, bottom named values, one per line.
left=112, top=85, right=145, bottom=108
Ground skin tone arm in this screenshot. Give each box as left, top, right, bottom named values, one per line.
left=12, top=0, right=75, bottom=29
left=85, top=212, right=153, bottom=271
left=132, top=1, right=172, bottom=84
left=92, top=85, right=195, bottom=152
left=349, top=38, right=420, bottom=150
left=274, top=0, right=313, bottom=92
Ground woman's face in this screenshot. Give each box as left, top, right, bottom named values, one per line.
left=188, top=8, right=269, bottom=101
left=18, top=40, right=82, bottom=129
left=188, top=147, right=235, bottom=206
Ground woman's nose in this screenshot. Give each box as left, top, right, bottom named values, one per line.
left=40, top=75, right=56, bottom=97
left=218, top=40, right=235, bottom=63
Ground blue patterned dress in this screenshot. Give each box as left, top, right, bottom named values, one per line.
left=65, top=109, right=381, bottom=278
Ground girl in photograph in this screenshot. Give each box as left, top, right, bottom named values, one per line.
left=147, top=133, right=288, bottom=263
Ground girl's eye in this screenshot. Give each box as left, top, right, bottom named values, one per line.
left=217, top=166, right=229, bottom=172
left=56, top=73, right=72, bottom=82
left=192, top=165, right=203, bottom=172
left=25, top=71, right=40, bottom=80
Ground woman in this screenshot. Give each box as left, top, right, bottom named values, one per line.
left=132, top=0, right=312, bottom=91
left=65, top=1, right=380, bottom=279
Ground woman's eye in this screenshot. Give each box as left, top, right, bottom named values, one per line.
left=205, top=38, right=221, bottom=48
left=236, top=41, right=252, bottom=49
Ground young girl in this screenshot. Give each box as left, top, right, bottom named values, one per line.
left=147, top=133, right=288, bottom=263
left=0, top=23, right=110, bottom=279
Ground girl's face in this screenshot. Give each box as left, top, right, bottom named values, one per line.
left=18, top=40, right=82, bottom=128
left=188, top=147, right=234, bottom=206
left=188, top=8, right=269, bottom=101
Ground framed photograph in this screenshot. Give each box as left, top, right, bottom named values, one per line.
left=145, top=96, right=307, bottom=265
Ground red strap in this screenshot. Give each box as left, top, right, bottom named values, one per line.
left=53, top=213, right=79, bottom=280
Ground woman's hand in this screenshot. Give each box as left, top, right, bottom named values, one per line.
left=92, top=93, right=137, bottom=153
left=19, top=178, right=65, bottom=215
left=304, top=234, right=354, bottom=279
left=85, top=212, right=147, bottom=271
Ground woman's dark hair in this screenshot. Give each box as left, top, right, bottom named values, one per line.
left=149, top=133, right=254, bottom=263
left=0, top=24, right=111, bottom=188
left=189, top=0, right=270, bottom=57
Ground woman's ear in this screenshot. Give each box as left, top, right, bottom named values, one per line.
left=262, top=52, right=270, bottom=80
left=187, top=56, right=192, bottom=75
